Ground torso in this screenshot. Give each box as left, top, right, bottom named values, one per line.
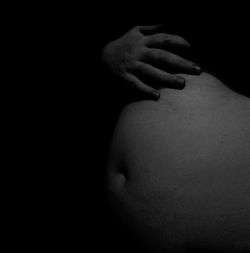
left=106, top=72, right=250, bottom=252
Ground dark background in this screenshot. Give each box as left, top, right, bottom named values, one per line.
left=82, top=3, right=250, bottom=252
left=85, top=10, right=249, bottom=253
left=35, top=2, right=250, bottom=251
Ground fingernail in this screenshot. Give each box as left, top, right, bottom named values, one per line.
left=177, top=77, right=185, bottom=88
left=153, top=90, right=160, bottom=100
left=193, top=64, right=202, bottom=74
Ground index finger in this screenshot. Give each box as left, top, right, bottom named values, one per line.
left=138, top=24, right=165, bottom=35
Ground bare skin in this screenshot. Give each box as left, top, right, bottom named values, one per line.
left=102, top=25, right=201, bottom=100
left=106, top=72, right=250, bottom=252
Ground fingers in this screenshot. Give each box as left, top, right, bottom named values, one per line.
left=142, top=48, right=202, bottom=75
left=145, top=33, right=191, bottom=49
left=138, top=24, right=165, bottom=35
left=131, top=62, right=186, bottom=89
left=125, top=73, right=160, bottom=100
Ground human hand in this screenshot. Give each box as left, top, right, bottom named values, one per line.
left=102, top=25, right=202, bottom=100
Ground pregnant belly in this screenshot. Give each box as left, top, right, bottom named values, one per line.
left=106, top=74, right=250, bottom=252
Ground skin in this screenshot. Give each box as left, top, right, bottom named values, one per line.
left=106, top=72, right=250, bottom=252
left=102, top=25, right=202, bottom=100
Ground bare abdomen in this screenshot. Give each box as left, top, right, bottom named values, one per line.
left=106, top=75, right=250, bottom=252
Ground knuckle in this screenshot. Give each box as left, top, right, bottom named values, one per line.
left=124, top=46, right=143, bottom=62
left=161, top=34, right=171, bottom=43
left=135, top=26, right=146, bottom=36
left=177, top=60, right=188, bottom=69
left=136, top=25, right=143, bottom=31
left=131, top=25, right=140, bottom=32
left=153, top=49, right=163, bottom=59
left=173, top=55, right=187, bottom=65
left=150, top=33, right=171, bottom=44
left=182, top=59, right=194, bottom=69
left=164, top=52, right=174, bottom=62
left=134, top=28, right=142, bottom=36
left=142, top=47, right=150, bottom=55
left=127, top=77, right=137, bottom=89
left=140, top=48, right=152, bottom=60
left=157, top=33, right=167, bottom=40
left=139, top=64, right=148, bottom=74
left=137, top=46, right=148, bottom=59
left=127, top=60, right=138, bottom=72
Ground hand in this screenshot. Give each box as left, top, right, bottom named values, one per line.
left=102, top=25, right=202, bottom=100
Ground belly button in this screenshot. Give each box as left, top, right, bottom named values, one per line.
left=117, top=162, right=128, bottom=181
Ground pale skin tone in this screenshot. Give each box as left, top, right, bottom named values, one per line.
left=102, top=24, right=202, bottom=100
left=106, top=72, right=250, bottom=252
left=103, top=24, right=250, bottom=252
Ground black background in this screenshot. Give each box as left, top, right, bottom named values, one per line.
left=32, top=2, right=250, bottom=251
left=84, top=5, right=250, bottom=252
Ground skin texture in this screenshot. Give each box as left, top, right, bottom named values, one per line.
left=102, top=25, right=202, bottom=100
left=106, top=72, right=250, bottom=252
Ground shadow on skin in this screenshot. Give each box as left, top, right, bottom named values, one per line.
left=106, top=71, right=250, bottom=253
